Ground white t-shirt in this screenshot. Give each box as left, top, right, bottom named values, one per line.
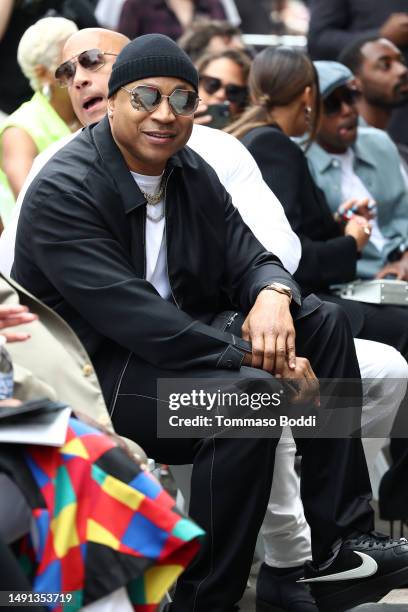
left=334, top=149, right=386, bottom=253
left=130, top=171, right=171, bottom=300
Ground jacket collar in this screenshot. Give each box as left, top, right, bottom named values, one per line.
left=309, top=129, right=378, bottom=174
left=90, top=115, right=183, bottom=214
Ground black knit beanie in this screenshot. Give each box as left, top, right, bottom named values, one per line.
left=108, top=34, right=199, bottom=97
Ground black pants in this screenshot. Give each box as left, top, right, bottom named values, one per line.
left=320, top=293, right=408, bottom=502
left=319, top=293, right=408, bottom=360
left=112, top=300, right=373, bottom=612
left=0, top=539, right=46, bottom=612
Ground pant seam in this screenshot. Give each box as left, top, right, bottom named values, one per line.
left=109, top=352, right=132, bottom=419
left=192, top=437, right=216, bottom=612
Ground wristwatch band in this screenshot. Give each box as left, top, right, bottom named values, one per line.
left=261, top=283, right=293, bottom=303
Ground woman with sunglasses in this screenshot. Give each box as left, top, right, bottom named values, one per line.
left=228, top=46, right=372, bottom=295
left=0, top=16, right=79, bottom=228
left=196, top=48, right=251, bottom=125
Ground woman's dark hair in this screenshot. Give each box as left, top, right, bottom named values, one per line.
left=195, top=48, right=252, bottom=83
left=227, top=46, right=320, bottom=145
left=178, top=19, right=242, bottom=63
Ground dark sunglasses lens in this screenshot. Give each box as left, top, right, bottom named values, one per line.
left=169, top=90, right=200, bottom=115
left=201, top=76, right=221, bottom=95
left=324, top=88, right=360, bottom=115
left=55, top=49, right=106, bottom=85
left=345, top=89, right=361, bottom=105
left=324, top=93, right=341, bottom=115
left=225, top=84, right=248, bottom=106
left=132, top=86, right=162, bottom=111
left=79, top=49, right=105, bottom=70
left=55, top=61, right=75, bottom=84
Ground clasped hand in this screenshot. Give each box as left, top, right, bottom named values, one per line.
left=241, top=290, right=319, bottom=406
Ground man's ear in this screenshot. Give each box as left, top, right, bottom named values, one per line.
left=107, top=96, right=115, bottom=118
left=353, top=75, right=363, bottom=92
left=107, top=94, right=116, bottom=117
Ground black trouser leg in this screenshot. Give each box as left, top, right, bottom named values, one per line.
left=176, top=435, right=278, bottom=611
left=294, top=301, right=374, bottom=563
left=0, top=538, right=46, bottom=612
left=357, top=302, right=408, bottom=360
left=112, top=358, right=280, bottom=612
left=342, top=300, right=408, bottom=523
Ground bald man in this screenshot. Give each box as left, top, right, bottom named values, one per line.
left=59, top=28, right=129, bottom=126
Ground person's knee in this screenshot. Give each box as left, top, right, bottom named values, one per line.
left=319, top=300, right=349, bottom=330
left=357, top=339, right=408, bottom=380
left=302, top=300, right=351, bottom=344
left=382, top=345, right=408, bottom=380
left=376, top=345, right=408, bottom=405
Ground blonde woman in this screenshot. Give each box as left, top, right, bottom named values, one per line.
left=0, top=16, right=79, bottom=227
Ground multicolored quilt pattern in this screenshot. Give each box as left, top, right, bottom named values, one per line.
left=1, top=418, right=204, bottom=611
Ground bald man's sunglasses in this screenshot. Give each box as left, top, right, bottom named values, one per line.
left=121, top=85, right=200, bottom=116
left=323, top=87, right=361, bottom=116
left=55, top=49, right=118, bottom=87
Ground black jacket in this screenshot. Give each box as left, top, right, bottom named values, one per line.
left=241, top=125, right=365, bottom=335
left=308, top=0, right=408, bottom=61
left=13, top=117, right=300, bottom=404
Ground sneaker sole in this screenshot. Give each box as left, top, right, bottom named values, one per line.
left=315, top=565, right=408, bottom=612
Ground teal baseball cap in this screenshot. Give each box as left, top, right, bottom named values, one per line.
left=314, top=61, right=354, bottom=99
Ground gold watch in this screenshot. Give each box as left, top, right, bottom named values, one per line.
left=261, top=282, right=293, bottom=303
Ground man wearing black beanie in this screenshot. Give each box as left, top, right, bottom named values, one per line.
left=14, top=33, right=379, bottom=612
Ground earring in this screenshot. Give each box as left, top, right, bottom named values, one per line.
left=42, top=83, right=51, bottom=100
left=305, top=105, right=312, bottom=120
left=107, top=108, right=113, bottom=118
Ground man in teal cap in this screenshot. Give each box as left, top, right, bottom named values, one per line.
left=307, top=60, right=408, bottom=282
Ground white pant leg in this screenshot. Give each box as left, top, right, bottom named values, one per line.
left=260, top=426, right=311, bottom=568
left=357, top=338, right=408, bottom=437
left=260, top=338, right=408, bottom=568
left=356, top=338, right=408, bottom=494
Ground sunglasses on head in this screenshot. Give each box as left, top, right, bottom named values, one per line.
left=120, top=85, right=200, bottom=116
left=199, top=75, right=248, bottom=107
left=323, top=86, right=361, bottom=116
left=55, top=48, right=118, bottom=87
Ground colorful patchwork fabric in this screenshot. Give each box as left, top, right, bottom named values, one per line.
left=0, top=418, right=204, bottom=610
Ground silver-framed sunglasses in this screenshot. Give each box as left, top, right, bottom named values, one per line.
left=121, top=85, right=200, bottom=116
left=55, top=49, right=118, bottom=87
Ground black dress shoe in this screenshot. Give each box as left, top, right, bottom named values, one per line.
left=256, top=563, right=318, bottom=612
left=299, top=531, right=408, bottom=612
